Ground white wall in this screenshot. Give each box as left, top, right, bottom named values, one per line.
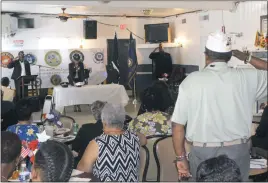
left=166, top=1, right=267, bottom=69
left=2, top=1, right=267, bottom=70
left=2, top=15, right=163, bottom=64
left=1, top=15, right=165, bottom=88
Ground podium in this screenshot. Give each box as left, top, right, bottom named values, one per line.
left=16, top=75, right=39, bottom=100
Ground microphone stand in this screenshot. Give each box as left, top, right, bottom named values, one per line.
left=35, top=64, right=56, bottom=90
left=132, top=73, right=138, bottom=105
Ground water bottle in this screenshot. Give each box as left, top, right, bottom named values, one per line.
left=73, top=123, right=79, bottom=135
left=19, top=161, right=30, bottom=182
left=39, top=125, right=44, bottom=133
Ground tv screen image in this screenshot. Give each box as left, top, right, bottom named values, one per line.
left=18, top=18, right=34, bottom=29
left=144, top=23, right=169, bottom=43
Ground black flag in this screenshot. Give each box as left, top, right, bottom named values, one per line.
left=127, top=33, right=138, bottom=89
left=106, top=32, right=120, bottom=83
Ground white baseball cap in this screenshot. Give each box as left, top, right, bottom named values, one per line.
left=206, top=32, right=232, bottom=53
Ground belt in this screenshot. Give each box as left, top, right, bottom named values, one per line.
left=191, top=138, right=250, bottom=147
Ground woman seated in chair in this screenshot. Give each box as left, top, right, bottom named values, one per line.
left=137, top=81, right=174, bottom=115
left=72, top=101, right=106, bottom=167
left=7, top=98, right=38, bottom=142
left=77, top=103, right=146, bottom=182
left=129, top=81, right=172, bottom=136
left=31, top=140, right=74, bottom=182
left=68, top=53, right=85, bottom=112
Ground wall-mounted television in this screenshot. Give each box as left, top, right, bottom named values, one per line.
left=144, top=23, right=169, bottom=43
left=18, top=18, right=34, bottom=29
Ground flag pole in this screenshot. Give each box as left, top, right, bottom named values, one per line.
left=132, top=72, right=137, bottom=105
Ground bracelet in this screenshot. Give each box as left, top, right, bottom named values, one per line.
left=175, top=155, right=186, bottom=162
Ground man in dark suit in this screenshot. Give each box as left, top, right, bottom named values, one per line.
left=149, top=43, right=173, bottom=80
left=7, top=51, right=31, bottom=100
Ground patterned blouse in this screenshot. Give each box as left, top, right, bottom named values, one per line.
left=129, top=111, right=172, bottom=136
left=93, top=130, right=140, bottom=182
left=7, top=124, right=39, bottom=142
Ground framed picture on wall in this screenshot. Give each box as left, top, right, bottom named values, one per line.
left=260, top=15, right=267, bottom=35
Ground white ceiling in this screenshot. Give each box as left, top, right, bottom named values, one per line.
left=1, top=1, right=235, bottom=17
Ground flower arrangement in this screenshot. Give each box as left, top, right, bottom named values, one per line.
left=45, top=110, right=63, bottom=128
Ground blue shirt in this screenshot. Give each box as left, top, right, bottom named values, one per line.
left=7, top=124, right=39, bottom=142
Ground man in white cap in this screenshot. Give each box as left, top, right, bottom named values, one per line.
left=171, top=31, right=267, bottom=181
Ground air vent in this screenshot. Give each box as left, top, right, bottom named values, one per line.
left=182, top=18, right=186, bottom=24
left=142, top=9, right=153, bottom=16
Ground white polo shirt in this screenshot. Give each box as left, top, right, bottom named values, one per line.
left=171, top=62, right=267, bottom=143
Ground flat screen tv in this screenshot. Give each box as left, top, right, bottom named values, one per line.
left=18, top=18, right=34, bottom=29
left=144, top=23, right=169, bottom=43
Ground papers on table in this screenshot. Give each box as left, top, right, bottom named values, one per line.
left=69, top=177, right=91, bottom=182
left=71, top=169, right=84, bottom=177
left=70, top=170, right=91, bottom=182
left=250, top=159, right=267, bottom=169
left=53, top=135, right=76, bottom=143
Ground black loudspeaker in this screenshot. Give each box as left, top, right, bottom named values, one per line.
left=83, top=20, right=97, bottom=39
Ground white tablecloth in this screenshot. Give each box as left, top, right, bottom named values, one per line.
left=53, top=84, right=129, bottom=112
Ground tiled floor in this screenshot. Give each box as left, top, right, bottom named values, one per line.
left=32, top=99, right=141, bottom=126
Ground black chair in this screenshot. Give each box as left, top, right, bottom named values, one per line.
left=143, top=135, right=170, bottom=181
left=140, top=145, right=150, bottom=182
left=84, top=69, right=90, bottom=84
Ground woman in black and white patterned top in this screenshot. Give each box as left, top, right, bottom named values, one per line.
left=77, top=103, right=147, bottom=182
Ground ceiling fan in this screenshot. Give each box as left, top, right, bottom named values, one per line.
left=41, top=8, right=88, bottom=22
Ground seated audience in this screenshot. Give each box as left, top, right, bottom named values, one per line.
left=72, top=101, right=106, bottom=167
left=251, top=105, right=268, bottom=150
left=1, top=77, right=15, bottom=102
left=129, top=81, right=172, bottom=136
left=77, top=103, right=146, bottom=182
left=196, top=155, right=242, bottom=182
left=31, top=140, right=74, bottom=182
left=7, top=98, right=38, bottom=142
left=1, top=90, right=18, bottom=131
left=1, top=132, right=22, bottom=182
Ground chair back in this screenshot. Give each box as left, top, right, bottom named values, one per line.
left=59, top=115, right=75, bottom=133
left=145, top=135, right=167, bottom=181
left=139, top=146, right=149, bottom=182
left=41, top=95, right=53, bottom=122
left=154, top=135, right=178, bottom=182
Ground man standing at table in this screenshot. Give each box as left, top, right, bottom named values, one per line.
left=171, top=31, right=267, bottom=181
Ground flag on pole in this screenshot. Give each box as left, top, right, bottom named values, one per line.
left=106, top=32, right=120, bottom=83
left=127, top=33, right=138, bottom=89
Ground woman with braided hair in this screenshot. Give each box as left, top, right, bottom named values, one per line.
left=31, top=140, right=74, bottom=182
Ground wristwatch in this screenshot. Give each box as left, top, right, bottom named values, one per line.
left=244, top=52, right=252, bottom=64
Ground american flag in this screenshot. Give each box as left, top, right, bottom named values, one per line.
left=21, top=146, right=30, bottom=158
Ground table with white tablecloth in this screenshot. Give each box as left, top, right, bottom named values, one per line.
left=53, top=84, right=129, bottom=112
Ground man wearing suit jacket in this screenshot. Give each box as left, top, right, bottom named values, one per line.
left=7, top=51, right=31, bottom=100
